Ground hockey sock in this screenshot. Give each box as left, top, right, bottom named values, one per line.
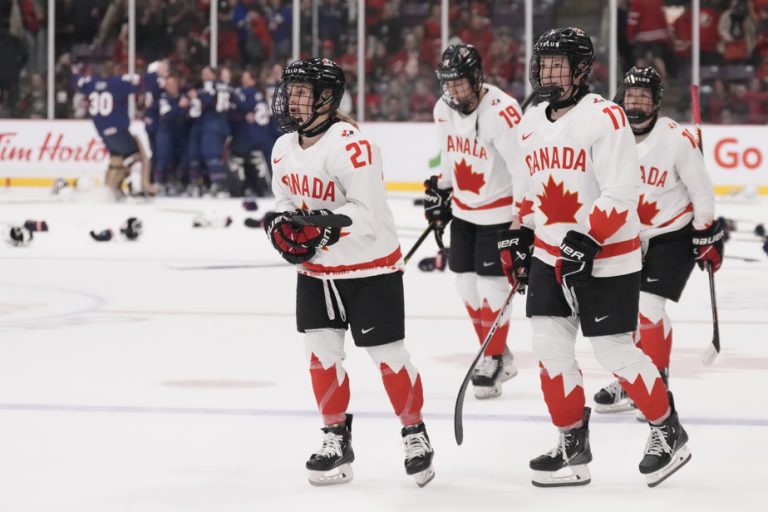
left=532, top=316, right=585, bottom=427
left=368, top=341, right=423, bottom=426
left=306, top=330, right=350, bottom=425
left=456, top=273, right=483, bottom=341
left=478, top=276, right=511, bottom=356
left=309, top=354, right=350, bottom=426
left=590, top=331, right=670, bottom=423
left=636, top=292, right=672, bottom=372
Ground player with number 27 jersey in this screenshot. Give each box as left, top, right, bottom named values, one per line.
left=271, top=120, right=402, bottom=279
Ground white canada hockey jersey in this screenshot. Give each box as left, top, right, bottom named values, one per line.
left=516, top=94, right=643, bottom=277
left=271, top=121, right=403, bottom=279
left=635, top=117, right=715, bottom=241
left=434, top=84, right=526, bottom=225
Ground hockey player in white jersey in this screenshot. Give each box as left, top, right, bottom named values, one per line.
left=593, top=66, right=724, bottom=414
left=496, top=28, right=690, bottom=488
left=424, top=44, right=526, bottom=399
left=265, top=58, right=434, bottom=487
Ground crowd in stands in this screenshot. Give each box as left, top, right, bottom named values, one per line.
left=0, top=0, right=767, bottom=125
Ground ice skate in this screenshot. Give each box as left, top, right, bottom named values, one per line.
left=593, top=380, right=635, bottom=413
left=472, top=347, right=517, bottom=399
left=530, top=408, right=592, bottom=487
left=639, top=393, right=691, bottom=487
left=402, top=422, right=435, bottom=487
left=306, top=414, right=354, bottom=486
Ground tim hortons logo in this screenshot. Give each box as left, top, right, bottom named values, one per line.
left=0, top=132, right=107, bottom=162
left=281, top=173, right=337, bottom=202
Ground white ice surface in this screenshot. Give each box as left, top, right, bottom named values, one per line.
left=1, top=188, right=767, bottom=512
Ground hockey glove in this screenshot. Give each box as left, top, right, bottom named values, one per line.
left=264, top=211, right=316, bottom=264
left=283, top=209, right=342, bottom=249
left=497, top=227, right=534, bottom=290
left=692, top=219, right=725, bottom=272
left=555, top=231, right=601, bottom=286
left=423, top=175, right=453, bottom=228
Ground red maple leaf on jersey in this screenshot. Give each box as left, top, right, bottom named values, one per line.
left=588, top=206, right=629, bottom=244
left=637, top=194, right=660, bottom=226
left=454, top=158, right=485, bottom=194
left=516, top=197, right=535, bottom=221
left=537, top=176, right=582, bottom=225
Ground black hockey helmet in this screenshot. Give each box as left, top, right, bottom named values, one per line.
left=615, top=66, right=664, bottom=126
left=436, top=44, right=484, bottom=114
left=272, top=57, right=346, bottom=135
left=530, top=27, right=595, bottom=107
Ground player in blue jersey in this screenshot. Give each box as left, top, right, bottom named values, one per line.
left=142, top=60, right=169, bottom=188
left=197, top=66, right=233, bottom=194
left=229, top=69, right=280, bottom=197
left=154, top=75, right=189, bottom=195
left=76, top=62, right=152, bottom=199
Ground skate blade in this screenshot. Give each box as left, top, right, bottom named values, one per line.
left=645, top=446, right=692, bottom=488
left=532, top=464, right=591, bottom=487
left=594, top=401, right=635, bottom=413
left=473, top=384, right=502, bottom=399
left=307, top=464, right=354, bottom=486
left=412, top=466, right=435, bottom=488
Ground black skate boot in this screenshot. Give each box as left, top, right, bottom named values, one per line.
left=306, top=414, right=355, bottom=486
left=471, top=347, right=517, bottom=399
left=530, top=407, right=593, bottom=487
left=639, top=393, right=691, bottom=487
left=402, top=422, right=435, bottom=487
left=594, top=380, right=634, bottom=413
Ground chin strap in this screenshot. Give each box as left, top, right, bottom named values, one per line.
left=548, top=85, right=589, bottom=112
left=300, top=116, right=338, bottom=138
left=631, top=113, right=658, bottom=136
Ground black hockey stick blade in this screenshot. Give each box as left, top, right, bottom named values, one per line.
left=403, top=223, right=436, bottom=265
left=700, top=262, right=721, bottom=366
left=289, top=213, right=352, bottom=228
left=454, top=282, right=519, bottom=445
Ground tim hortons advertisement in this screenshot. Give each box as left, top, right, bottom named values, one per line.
left=0, top=120, right=765, bottom=191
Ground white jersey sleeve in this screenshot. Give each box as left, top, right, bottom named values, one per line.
left=673, top=127, right=714, bottom=230
left=585, top=102, right=643, bottom=247
left=271, top=135, right=297, bottom=212
left=433, top=100, right=453, bottom=190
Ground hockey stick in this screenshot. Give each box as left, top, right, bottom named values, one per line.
left=454, top=280, right=519, bottom=445
left=403, top=223, right=436, bottom=265
left=289, top=213, right=353, bottom=228
left=691, top=84, right=721, bottom=366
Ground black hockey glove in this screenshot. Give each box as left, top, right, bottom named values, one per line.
left=555, top=230, right=601, bottom=286
left=263, top=211, right=316, bottom=264
left=423, top=175, right=453, bottom=228
left=283, top=209, right=342, bottom=249
left=692, top=219, right=725, bottom=273
left=497, top=227, right=534, bottom=291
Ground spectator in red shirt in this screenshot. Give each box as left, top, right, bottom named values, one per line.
left=459, top=13, right=493, bottom=60
left=409, top=79, right=436, bottom=122
left=718, top=0, right=758, bottom=62
left=671, top=5, right=722, bottom=64
left=627, top=0, right=672, bottom=77
left=745, top=77, right=768, bottom=124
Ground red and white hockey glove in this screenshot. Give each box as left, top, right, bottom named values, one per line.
left=555, top=231, right=601, bottom=286
left=264, top=211, right=316, bottom=264
left=692, top=219, right=725, bottom=272
left=497, top=227, right=534, bottom=290
left=282, top=209, right=342, bottom=249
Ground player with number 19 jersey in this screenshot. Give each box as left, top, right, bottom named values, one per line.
left=271, top=121, right=402, bottom=279
left=434, top=83, right=526, bottom=225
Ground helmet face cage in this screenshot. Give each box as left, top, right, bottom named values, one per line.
left=530, top=28, right=595, bottom=103
left=436, top=44, right=484, bottom=114
left=271, top=58, right=346, bottom=134
left=617, top=66, right=664, bottom=125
